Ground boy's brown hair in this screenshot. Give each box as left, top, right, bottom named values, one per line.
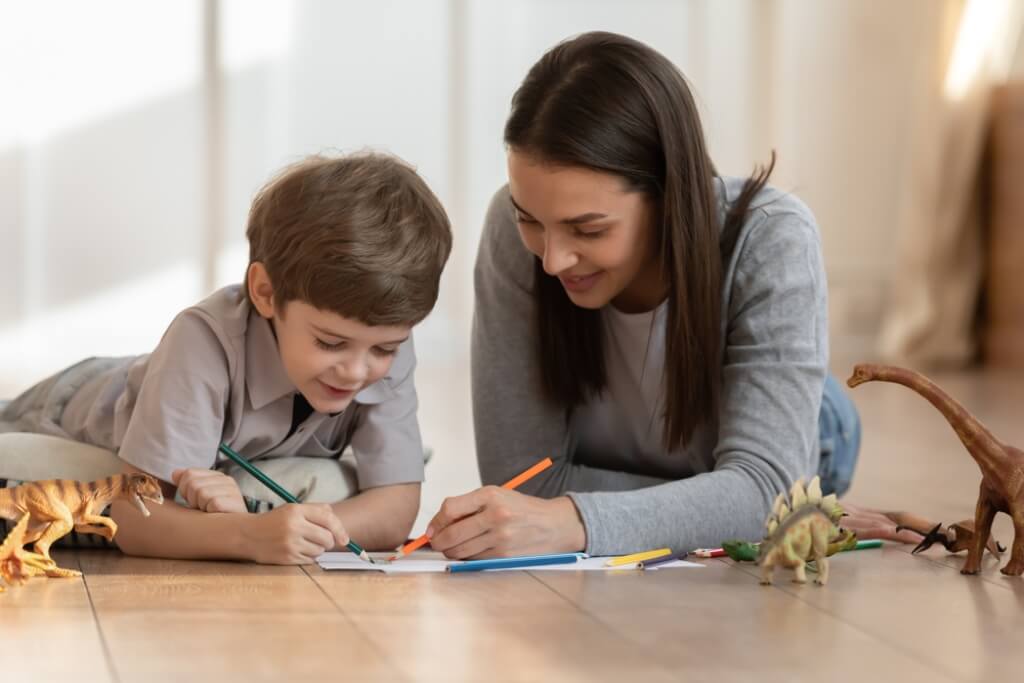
left=246, top=152, right=452, bottom=326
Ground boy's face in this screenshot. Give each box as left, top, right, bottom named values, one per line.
left=248, top=263, right=411, bottom=414
left=272, top=301, right=411, bottom=413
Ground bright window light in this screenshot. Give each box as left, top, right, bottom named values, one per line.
left=944, top=0, right=1013, bottom=101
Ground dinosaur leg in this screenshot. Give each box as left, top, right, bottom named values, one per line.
left=962, top=489, right=997, bottom=575
left=73, top=524, right=113, bottom=540
left=811, top=528, right=830, bottom=586
left=760, top=561, right=774, bottom=585
left=31, top=517, right=74, bottom=564
left=792, top=561, right=808, bottom=584
left=1000, top=509, right=1024, bottom=577
left=814, top=556, right=830, bottom=586
left=74, top=513, right=118, bottom=541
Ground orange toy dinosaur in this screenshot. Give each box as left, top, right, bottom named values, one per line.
left=0, top=474, right=164, bottom=577
left=0, top=513, right=72, bottom=590
left=848, top=364, right=1024, bottom=577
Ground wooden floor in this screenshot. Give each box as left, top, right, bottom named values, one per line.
left=3, top=365, right=1024, bottom=682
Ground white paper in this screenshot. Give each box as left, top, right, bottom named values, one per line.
left=315, top=552, right=702, bottom=573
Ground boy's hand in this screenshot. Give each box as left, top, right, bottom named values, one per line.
left=171, top=468, right=248, bottom=515
left=242, top=503, right=350, bottom=565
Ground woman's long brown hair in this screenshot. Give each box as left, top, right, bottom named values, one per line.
left=505, top=31, right=774, bottom=451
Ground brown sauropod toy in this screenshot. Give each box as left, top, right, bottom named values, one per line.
left=847, top=364, right=1024, bottom=576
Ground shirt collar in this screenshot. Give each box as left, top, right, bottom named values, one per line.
left=245, top=310, right=296, bottom=410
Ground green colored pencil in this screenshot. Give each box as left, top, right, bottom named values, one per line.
left=217, top=443, right=375, bottom=564
left=848, top=539, right=883, bottom=551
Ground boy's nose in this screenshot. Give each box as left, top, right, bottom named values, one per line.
left=336, top=357, right=369, bottom=385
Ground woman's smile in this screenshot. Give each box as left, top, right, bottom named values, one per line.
left=559, top=271, right=604, bottom=293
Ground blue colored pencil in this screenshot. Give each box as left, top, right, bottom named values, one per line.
left=447, top=553, right=583, bottom=573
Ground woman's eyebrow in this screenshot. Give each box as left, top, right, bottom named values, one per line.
left=510, top=195, right=608, bottom=224
left=509, top=195, right=534, bottom=217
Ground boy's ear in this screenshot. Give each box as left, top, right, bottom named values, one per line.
left=247, top=262, right=276, bottom=319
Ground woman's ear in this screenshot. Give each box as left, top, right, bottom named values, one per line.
left=247, top=262, right=276, bottom=319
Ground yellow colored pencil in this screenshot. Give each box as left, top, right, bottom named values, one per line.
left=604, top=547, right=672, bottom=567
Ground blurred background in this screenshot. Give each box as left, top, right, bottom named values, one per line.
left=1, top=0, right=1023, bottom=529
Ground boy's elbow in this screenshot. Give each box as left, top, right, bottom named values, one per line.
left=382, top=484, right=419, bottom=550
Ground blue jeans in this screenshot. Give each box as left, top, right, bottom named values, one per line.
left=817, top=374, right=860, bottom=497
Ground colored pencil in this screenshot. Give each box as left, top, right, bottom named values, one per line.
left=217, top=443, right=375, bottom=564
left=849, top=539, right=883, bottom=551
left=390, top=457, right=555, bottom=560
left=447, top=552, right=582, bottom=573
left=638, top=550, right=689, bottom=569
left=692, top=548, right=727, bottom=558
left=605, top=547, right=672, bottom=567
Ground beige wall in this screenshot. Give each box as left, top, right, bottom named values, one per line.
left=766, top=1, right=948, bottom=348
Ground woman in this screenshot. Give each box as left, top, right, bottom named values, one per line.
left=427, top=31, right=908, bottom=558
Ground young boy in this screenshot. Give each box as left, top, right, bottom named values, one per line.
left=0, top=152, right=452, bottom=564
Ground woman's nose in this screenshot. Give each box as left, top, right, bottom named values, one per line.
left=542, top=232, right=578, bottom=275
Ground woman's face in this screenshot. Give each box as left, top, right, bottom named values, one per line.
left=507, top=148, right=664, bottom=312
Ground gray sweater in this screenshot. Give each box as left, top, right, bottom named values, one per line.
left=471, top=178, right=828, bottom=555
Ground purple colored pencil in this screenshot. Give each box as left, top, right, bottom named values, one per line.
left=639, top=550, right=689, bottom=569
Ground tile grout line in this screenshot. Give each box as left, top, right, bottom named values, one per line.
left=299, top=564, right=414, bottom=683
left=78, top=551, right=122, bottom=683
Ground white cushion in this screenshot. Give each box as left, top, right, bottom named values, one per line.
left=0, top=432, right=122, bottom=482
left=0, top=432, right=359, bottom=504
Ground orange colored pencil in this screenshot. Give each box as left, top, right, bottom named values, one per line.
left=390, top=457, right=554, bottom=560
left=500, top=457, right=554, bottom=490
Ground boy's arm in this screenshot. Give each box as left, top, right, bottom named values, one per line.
left=330, top=482, right=420, bottom=551
left=110, top=463, right=251, bottom=560
left=112, top=463, right=350, bottom=564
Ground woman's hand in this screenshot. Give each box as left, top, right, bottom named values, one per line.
left=172, top=468, right=248, bottom=514
left=426, top=487, right=586, bottom=559
left=241, top=503, right=350, bottom=565
left=838, top=502, right=926, bottom=544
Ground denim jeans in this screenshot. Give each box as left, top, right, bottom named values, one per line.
left=816, top=374, right=861, bottom=496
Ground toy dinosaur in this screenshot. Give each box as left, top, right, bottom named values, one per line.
left=724, top=526, right=856, bottom=563
left=1, top=514, right=36, bottom=591
left=758, top=476, right=841, bottom=586
left=895, top=518, right=1005, bottom=556
left=848, top=363, right=1024, bottom=576
left=0, top=513, right=77, bottom=591
left=0, top=473, right=164, bottom=576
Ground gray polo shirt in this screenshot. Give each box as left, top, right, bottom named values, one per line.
left=41, top=285, right=425, bottom=487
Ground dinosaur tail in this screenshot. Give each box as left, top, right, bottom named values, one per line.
left=0, top=487, right=19, bottom=521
